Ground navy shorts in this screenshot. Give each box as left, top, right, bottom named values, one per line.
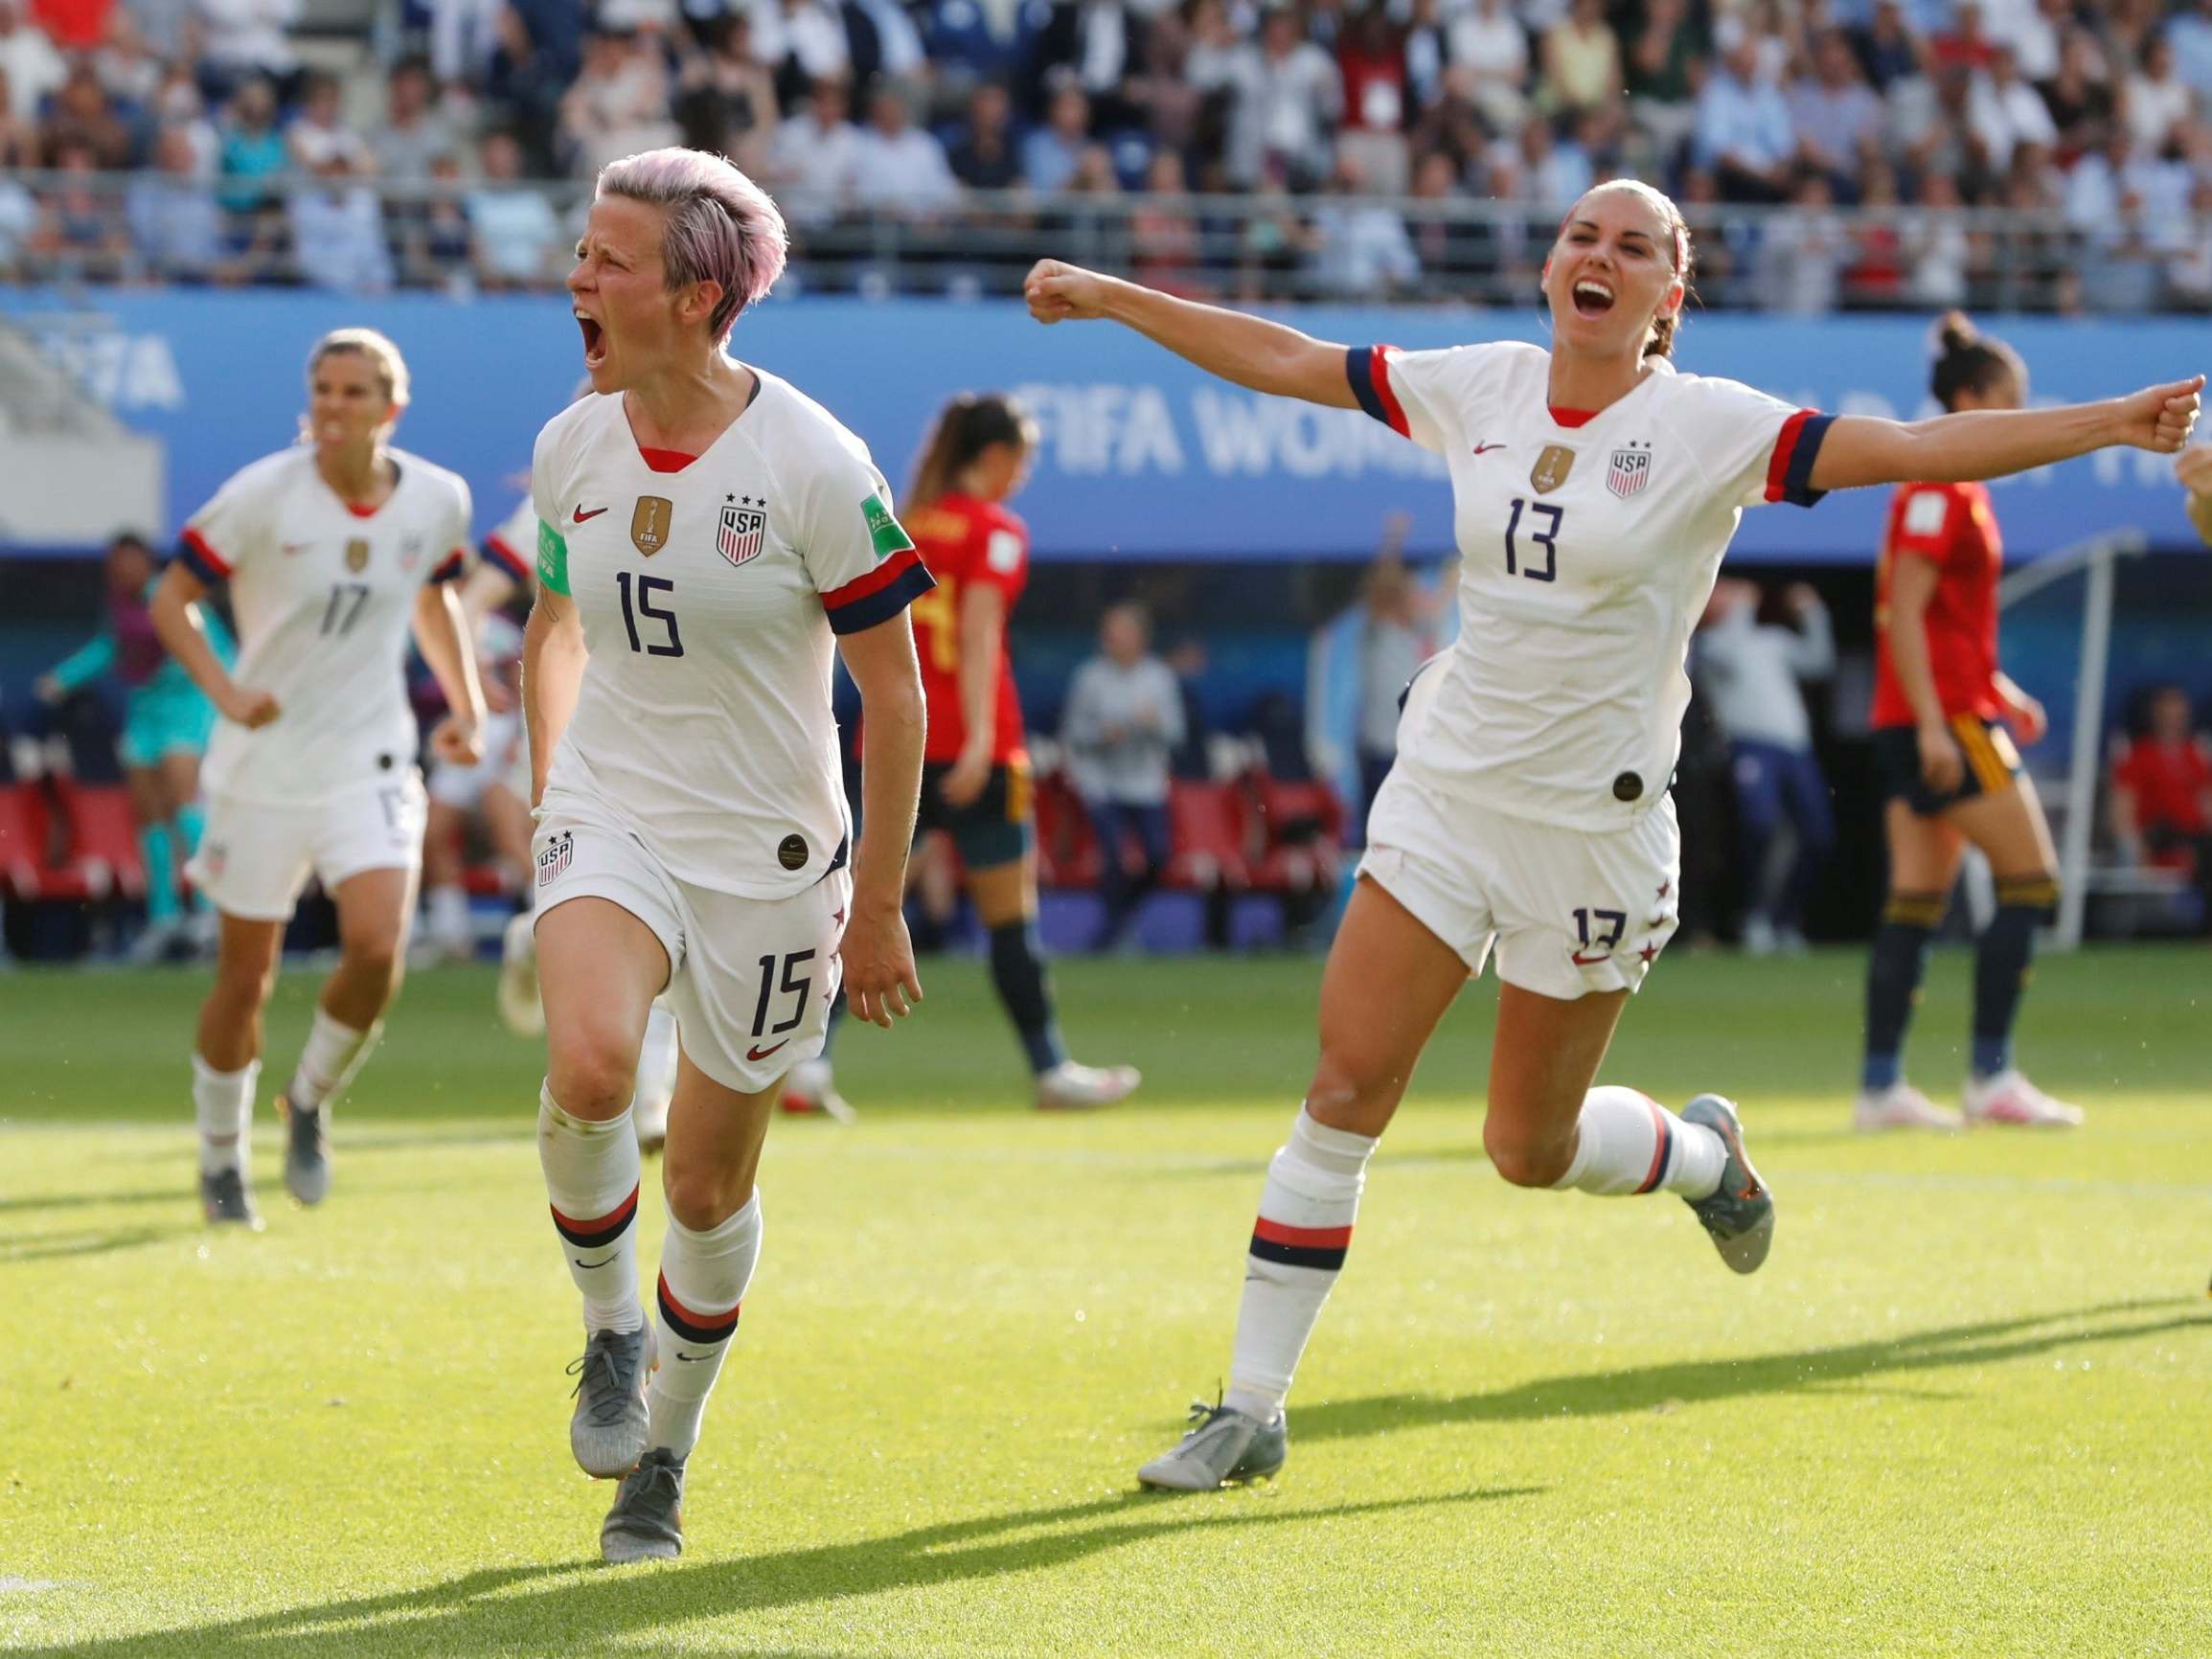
left=917, top=757, right=1033, bottom=870
left=1872, top=715, right=2021, bottom=817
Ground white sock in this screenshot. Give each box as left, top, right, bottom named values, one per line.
left=631, top=1005, right=678, bottom=1142
left=648, top=1193, right=763, bottom=1459
left=1224, top=1107, right=1376, bottom=1421
left=1551, top=1085, right=1724, bottom=1198
left=427, top=883, right=470, bottom=950
left=537, top=1082, right=645, bottom=1333
left=193, top=1055, right=259, bottom=1175
left=287, top=1007, right=380, bottom=1114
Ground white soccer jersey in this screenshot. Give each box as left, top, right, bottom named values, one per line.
left=1347, top=341, right=1832, bottom=830
left=180, top=444, right=472, bottom=805
left=531, top=375, right=933, bottom=900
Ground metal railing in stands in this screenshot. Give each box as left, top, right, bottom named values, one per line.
left=3, top=170, right=2195, bottom=313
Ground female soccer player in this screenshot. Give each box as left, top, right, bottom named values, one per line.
left=794, top=392, right=1140, bottom=1115
left=1857, top=315, right=2083, bottom=1131
left=151, top=329, right=487, bottom=1230
left=1024, top=181, right=2200, bottom=1490
left=37, top=531, right=232, bottom=963
left=525, top=148, right=929, bottom=1563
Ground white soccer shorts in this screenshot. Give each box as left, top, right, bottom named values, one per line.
left=427, top=712, right=525, bottom=811
left=190, top=772, right=428, bottom=922
left=531, top=790, right=850, bottom=1094
left=1359, top=766, right=1680, bottom=1001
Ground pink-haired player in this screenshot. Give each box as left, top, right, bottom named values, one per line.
left=522, top=148, right=932, bottom=1561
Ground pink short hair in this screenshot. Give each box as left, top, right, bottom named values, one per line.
left=596, top=148, right=788, bottom=342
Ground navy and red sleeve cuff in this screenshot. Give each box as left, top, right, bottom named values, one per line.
left=1345, top=345, right=1411, bottom=440
left=429, top=549, right=467, bottom=585
left=177, top=527, right=231, bottom=584
left=482, top=534, right=530, bottom=583
left=1765, top=410, right=1835, bottom=508
left=822, top=546, right=934, bottom=636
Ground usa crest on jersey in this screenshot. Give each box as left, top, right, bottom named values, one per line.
left=718, top=495, right=766, bottom=567
left=1608, top=443, right=1653, bottom=500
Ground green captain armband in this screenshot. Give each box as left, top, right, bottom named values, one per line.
left=536, top=519, right=570, bottom=596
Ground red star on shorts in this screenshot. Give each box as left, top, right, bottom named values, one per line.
left=1638, top=941, right=1662, bottom=966
left=1656, top=880, right=1672, bottom=898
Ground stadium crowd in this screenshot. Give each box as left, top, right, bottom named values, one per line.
left=6, top=0, right=2212, bottom=305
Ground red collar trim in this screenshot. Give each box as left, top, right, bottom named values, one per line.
left=638, top=445, right=699, bottom=473
left=1548, top=406, right=1598, bottom=428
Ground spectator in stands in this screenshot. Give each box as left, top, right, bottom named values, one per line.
left=849, top=77, right=960, bottom=215
left=1789, top=30, right=1881, bottom=192
left=127, top=123, right=230, bottom=281
left=32, top=138, right=132, bottom=280
left=1517, top=107, right=1591, bottom=212
left=0, top=169, right=37, bottom=277
left=2126, top=34, right=2193, bottom=157
left=924, top=0, right=1031, bottom=102
left=765, top=73, right=859, bottom=225
left=1624, top=0, right=1699, bottom=166
left=673, top=12, right=779, bottom=172
left=372, top=55, right=463, bottom=185
left=1842, top=156, right=1907, bottom=305
left=217, top=75, right=288, bottom=213
left=426, top=0, right=503, bottom=84
left=1446, top=0, right=1529, bottom=132
left=2171, top=0, right=2212, bottom=107
left=2008, top=0, right=2066, bottom=81
left=1124, top=3, right=1203, bottom=157
left=0, top=0, right=66, bottom=117
left=1023, top=72, right=1093, bottom=193
left=1539, top=0, right=1620, bottom=119
left=0, top=65, right=38, bottom=171
left=466, top=128, right=560, bottom=286
left=43, top=57, right=135, bottom=168
left=2110, top=684, right=2212, bottom=930
left=946, top=79, right=1022, bottom=190
left=287, top=150, right=395, bottom=292
left=1695, top=14, right=1793, bottom=201
left=1308, top=150, right=1415, bottom=294
left=752, top=0, right=852, bottom=111
left=1908, top=170, right=1972, bottom=305
left=1856, top=0, right=1924, bottom=94
left=93, top=9, right=165, bottom=109
left=147, top=60, right=219, bottom=171
left=2037, top=27, right=2113, bottom=151
left=1223, top=1, right=1339, bottom=190
left=288, top=69, right=374, bottom=172
left=1334, top=1, right=1408, bottom=197
left=486, top=0, right=582, bottom=168
left=193, top=0, right=302, bottom=102
left=1029, top=0, right=1144, bottom=130
left=557, top=25, right=678, bottom=177
left=1063, top=602, right=1183, bottom=949
left=1967, top=43, right=2056, bottom=170
left=1694, top=579, right=1835, bottom=955
left=1350, top=512, right=1426, bottom=841
left=1760, top=170, right=1848, bottom=313
left=1129, top=147, right=1205, bottom=294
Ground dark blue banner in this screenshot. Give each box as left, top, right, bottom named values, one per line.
left=6, top=287, right=2205, bottom=562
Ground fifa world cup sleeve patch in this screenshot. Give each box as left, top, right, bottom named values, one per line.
left=536, top=519, right=570, bottom=596
left=862, top=491, right=916, bottom=558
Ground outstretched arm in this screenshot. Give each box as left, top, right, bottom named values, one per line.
left=1024, top=260, right=1357, bottom=409
left=1809, top=376, right=2202, bottom=493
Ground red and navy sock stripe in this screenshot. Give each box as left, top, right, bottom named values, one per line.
left=1249, top=1216, right=1353, bottom=1272
left=1631, top=1096, right=1673, bottom=1195
left=657, top=1273, right=741, bottom=1346
left=1344, top=345, right=1409, bottom=440
left=822, top=545, right=934, bottom=635
left=1764, top=410, right=1836, bottom=508
left=549, top=1185, right=639, bottom=1250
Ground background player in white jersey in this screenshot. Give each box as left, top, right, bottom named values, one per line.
left=1024, top=180, right=2202, bottom=1490
left=524, top=148, right=929, bottom=1563
left=150, top=329, right=489, bottom=1229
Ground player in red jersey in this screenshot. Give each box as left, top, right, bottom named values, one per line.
left=1859, top=315, right=2079, bottom=1131
left=789, top=393, right=1140, bottom=1114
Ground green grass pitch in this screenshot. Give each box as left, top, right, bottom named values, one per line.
left=2, top=945, right=2208, bottom=1657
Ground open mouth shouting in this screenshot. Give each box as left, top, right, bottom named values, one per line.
left=577, top=309, right=608, bottom=370
left=1571, top=278, right=1617, bottom=319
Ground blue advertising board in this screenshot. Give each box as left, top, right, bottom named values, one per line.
left=5, top=287, right=2205, bottom=561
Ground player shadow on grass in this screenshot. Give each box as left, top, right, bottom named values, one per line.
left=0, top=1188, right=199, bottom=1216
left=0, top=1222, right=200, bottom=1263
left=1293, top=1298, right=2209, bottom=1441
left=28, top=1485, right=1542, bottom=1658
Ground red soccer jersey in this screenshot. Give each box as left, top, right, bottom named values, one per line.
left=1871, top=480, right=2005, bottom=729
left=2112, top=736, right=2212, bottom=836
left=905, top=493, right=1030, bottom=765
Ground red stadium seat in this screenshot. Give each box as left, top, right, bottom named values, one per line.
left=0, top=784, right=42, bottom=898
left=1246, top=775, right=1347, bottom=895
left=1164, top=781, right=1251, bottom=892
left=1034, top=768, right=1103, bottom=889
left=50, top=780, right=148, bottom=901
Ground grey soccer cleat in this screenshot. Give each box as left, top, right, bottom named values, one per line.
left=199, top=1167, right=262, bottom=1230
left=278, top=1094, right=331, bottom=1206
left=1681, top=1093, right=1774, bottom=1274
left=601, top=1446, right=686, bottom=1563
left=1136, top=1400, right=1288, bottom=1491
left=567, top=1320, right=656, bottom=1479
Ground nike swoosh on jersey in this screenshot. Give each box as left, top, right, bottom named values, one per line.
left=572, top=505, right=609, bottom=523
left=746, top=1039, right=790, bottom=1062
left=1570, top=951, right=1612, bottom=966
left=282, top=541, right=310, bottom=555
left=1472, top=443, right=1506, bottom=456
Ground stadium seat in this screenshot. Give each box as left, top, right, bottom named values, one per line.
left=0, top=781, right=135, bottom=903
left=1034, top=767, right=1103, bottom=889
left=1164, top=781, right=1251, bottom=893
left=1246, top=775, right=1346, bottom=895
left=50, top=780, right=148, bottom=901
left=0, top=784, right=41, bottom=898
